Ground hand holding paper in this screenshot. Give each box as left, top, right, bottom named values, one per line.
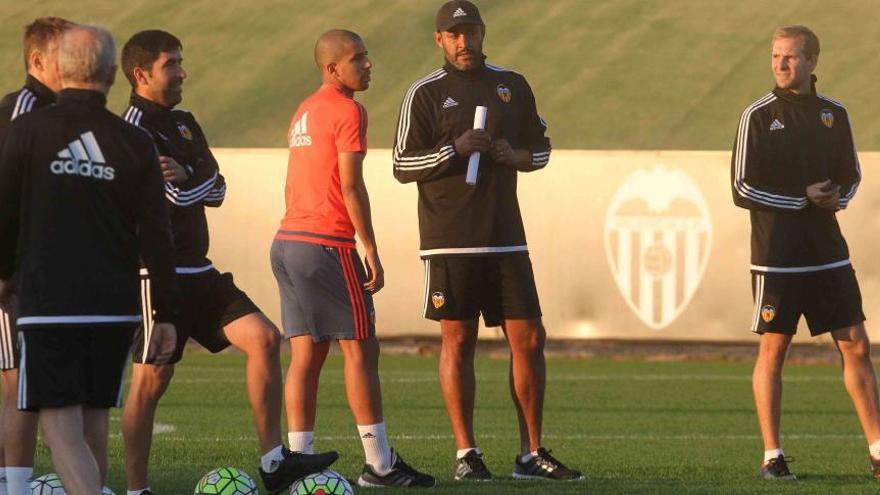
left=466, top=106, right=488, bottom=185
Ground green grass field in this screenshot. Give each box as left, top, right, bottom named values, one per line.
left=1, top=0, right=879, bottom=150
left=25, top=350, right=880, bottom=494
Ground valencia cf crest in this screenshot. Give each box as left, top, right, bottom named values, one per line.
left=177, top=123, right=193, bottom=140
left=820, top=109, right=834, bottom=128
left=496, top=84, right=512, bottom=103
left=604, top=165, right=712, bottom=330
left=761, top=305, right=776, bottom=323
left=431, top=291, right=446, bottom=309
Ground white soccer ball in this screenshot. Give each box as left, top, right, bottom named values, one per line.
left=30, top=473, right=65, bottom=495
left=290, top=470, right=352, bottom=495
left=29, top=473, right=115, bottom=495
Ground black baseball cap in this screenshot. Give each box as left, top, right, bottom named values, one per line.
left=435, top=0, right=484, bottom=32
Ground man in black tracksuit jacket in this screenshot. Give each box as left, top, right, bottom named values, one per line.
left=392, top=0, right=582, bottom=482
left=118, top=30, right=336, bottom=495
left=733, top=25, right=880, bottom=481
left=0, top=25, right=178, bottom=494
left=0, top=17, right=74, bottom=495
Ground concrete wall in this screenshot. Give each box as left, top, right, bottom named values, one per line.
left=207, top=149, right=880, bottom=342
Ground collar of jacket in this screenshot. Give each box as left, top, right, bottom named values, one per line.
left=443, top=54, right=488, bottom=80
left=57, top=88, right=106, bottom=107
left=772, top=74, right=819, bottom=104
left=24, top=74, right=55, bottom=102
left=129, top=91, right=172, bottom=114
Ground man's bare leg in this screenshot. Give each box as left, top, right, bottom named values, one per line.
left=83, top=407, right=110, bottom=486
left=502, top=318, right=546, bottom=453
left=753, top=332, right=793, bottom=451
left=40, top=405, right=101, bottom=495
left=831, top=323, right=880, bottom=444
left=2, top=369, right=38, bottom=471
left=338, top=337, right=383, bottom=424
left=439, top=319, right=479, bottom=450
left=285, top=336, right=331, bottom=434
left=223, top=312, right=283, bottom=453
left=122, top=363, right=174, bottom=491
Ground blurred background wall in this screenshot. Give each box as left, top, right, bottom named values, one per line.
left=209, top=149, right=880, bottom=342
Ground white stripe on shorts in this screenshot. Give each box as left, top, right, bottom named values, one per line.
left=751, top=274, right=765, bottom=333
left=141, top=274, right=154, bottom=362
left=17, top=332, right=26, bottom=409
left=422, top=259, right=431, bottom=318
left=0, top=310, right=13, bottom=369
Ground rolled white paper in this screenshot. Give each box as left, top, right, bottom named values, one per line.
left=465, top=106, right=488, bottom=185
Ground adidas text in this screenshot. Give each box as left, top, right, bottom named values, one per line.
left=290, top=112, right=312, bottom=147
left=50, top=159, right=115, bottom=181
left=50, top=131, right=115, bottom=181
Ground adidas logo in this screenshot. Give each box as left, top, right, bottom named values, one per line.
left=453, top=7, right=467, bottom=17
left=289, top=111, right=312, bottom=147
left=442, top=97, right=459, bottom=109
left=50, top=131, right=115, bottom=181
left=769, top=119, right=784, bottom=131
left=361, top=433, right=376, bottom=439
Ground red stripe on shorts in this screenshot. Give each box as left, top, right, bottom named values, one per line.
left=346, top=250, right=370, bottom=339
left=338, top=248, right=368, bottom=339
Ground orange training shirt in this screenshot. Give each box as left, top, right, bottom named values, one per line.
left=276, top=84, right=367, bottom=247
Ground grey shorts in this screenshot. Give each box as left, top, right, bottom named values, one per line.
left=271, top=239, right=375, bottom=341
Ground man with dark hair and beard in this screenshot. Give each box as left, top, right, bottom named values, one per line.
left=119, top=29, right=337, bottom=495
left=392, top=0, right=582, bottom=483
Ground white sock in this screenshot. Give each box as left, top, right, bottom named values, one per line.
left=261, top=444, right=285, bottom=473
left=5, top=467, right=32, bottom=495
left=0, top=467, right=7, bottom=495
left=288, top=431, right=315, bottom=454
left=764, top=448, right=784, bottom=463
left=357, top=423, right=393, bottom=475
left=456, top=447, right=481, bottom=460
left=519, top=449, right=539, bottom=463
left=128, top=490, right=151, bottom=495
left=870, top=439, right=880, bottom=459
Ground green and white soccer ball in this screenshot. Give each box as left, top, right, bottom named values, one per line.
left=29, top=473, right=115, bottom=494
left=194, top=467, right=259, bottom=495
left=290, top=470, right=352, bottom=495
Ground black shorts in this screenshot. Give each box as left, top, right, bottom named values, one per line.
left=0, top=309, right=18, bottom=370
left=133, top=268, right=260, bottom=364
left=17, top=326, right=134, bottom=411
left=751, top=265, right=866, bottom=336
left=423, top=254, right=542, bottom=327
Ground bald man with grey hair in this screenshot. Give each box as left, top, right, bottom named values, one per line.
left=0, top=23, right=179, bottom=495
left=57, top=25, right=116, bottom=88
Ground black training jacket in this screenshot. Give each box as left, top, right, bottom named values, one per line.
left=0, top=89, right=178, bottom=327
left=731, top=81, right=860, bottom=273
left=123, top=93, right=225, bottom=270
left=0, top=75, right=56, bottom=142
left=392, top=58, right=551, bottom=259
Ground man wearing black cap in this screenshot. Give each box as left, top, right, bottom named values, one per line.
left=393, top=0, right=583, bottom=482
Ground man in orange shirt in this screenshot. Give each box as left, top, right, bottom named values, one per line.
left=271, top=29, right=434, bottom=488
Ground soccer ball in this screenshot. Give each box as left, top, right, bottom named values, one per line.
left=29, top=473, right=115, bottom=495
left=194, top=467, right=259, bottom=495
left=30, top=473, right=64, bottom=495
left=289, top=470, right=352, bottom=495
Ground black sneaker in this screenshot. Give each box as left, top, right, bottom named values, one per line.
left=259, top=447, right=339, bottom=494
left=454, top=450, right=493, bottom=481
left=513, top=448, right=584, bottom=481
left=357, top=450, right=436, bottom=488
left=759, top=455, right=796, bottom=480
